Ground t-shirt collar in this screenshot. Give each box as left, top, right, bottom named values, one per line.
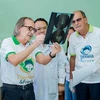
left=12, top=36, right=20, bottom=45
left=76, top=24, right=94, bottom=37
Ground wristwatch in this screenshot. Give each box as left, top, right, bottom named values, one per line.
left=49, top=52, right=56, bottom=58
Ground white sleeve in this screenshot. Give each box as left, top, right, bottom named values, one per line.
left=0, top=38, right=16, bottom=59
left=31, top=47, right=42, bottom=59
left=57, top=46, right=66, bottom=84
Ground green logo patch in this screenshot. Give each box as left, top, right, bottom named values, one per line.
left=19, top=58, right=34, bottom=73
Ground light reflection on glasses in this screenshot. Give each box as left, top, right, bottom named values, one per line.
left=72, top=18, right=82, bottom=24
left=36, top=26, right=47, bottom=31
left=22, top=26, right=37, bottom=33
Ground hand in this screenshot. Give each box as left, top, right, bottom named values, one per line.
left=58, top=84, right=64, bottom=95
left=32, top=34, right=45, bottom=48
left=35, top=34, right=45, bottom=44
left=70, top=72, right=73, bottom=79
left=69, top=79, right=75, bottom=93
left=50, top=42, right=61, bottom=56
left=58, top=84, right=65, bottom=93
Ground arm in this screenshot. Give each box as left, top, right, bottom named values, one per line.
left=70, top=56, right=76, bottom=79
left=7, top=40, right=42, bottom=66
left=35, top=53, right=52, bottom=65
left=36, top=42, right=61, bottom=65
left=7, top=35, right=45, bottom=66
left=68, top=33, right=76, bottom=79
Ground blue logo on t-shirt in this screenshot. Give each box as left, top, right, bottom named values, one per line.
left=80, top=45, right=94, bottom=62
left=81, top=45, right=92, bottom=55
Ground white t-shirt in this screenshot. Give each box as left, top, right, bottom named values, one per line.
left=69, top=25, right=100, bottom=83
left=0, top=36, right=41, bottom=85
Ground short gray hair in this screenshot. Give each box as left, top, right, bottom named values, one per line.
left=74, top=10, right=87, bottom=18
left=13, top=17, right=34, bottom=36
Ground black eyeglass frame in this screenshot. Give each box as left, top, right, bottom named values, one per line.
left=22, top=26, right=37, bottom=33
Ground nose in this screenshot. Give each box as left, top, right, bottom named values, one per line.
left=75, top=20, right=79, bottom=24
left=30, top=30, right=34, bottom=35
left=39, top=29, right=46, bottom=35
left=40, top=28, right=45, bottom=32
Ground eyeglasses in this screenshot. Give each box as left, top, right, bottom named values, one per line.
left=72, top=18, right=82, bottom=24
left=22, top=26, right=37, bottom=33
left=36, top=26, right=47, bottom=31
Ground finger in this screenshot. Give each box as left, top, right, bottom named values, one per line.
left=36, top=35, right=45, bottom=41
left=54, top=44, right=61, bottom=50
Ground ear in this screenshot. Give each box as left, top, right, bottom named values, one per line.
left=18, top=27, right=21, bottom=33
left=84, top=17, right=88, bottom=23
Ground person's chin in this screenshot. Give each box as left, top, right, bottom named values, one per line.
left=76, top=27, right=82, bottom=32
left=26, top=37, right=31, bottom=42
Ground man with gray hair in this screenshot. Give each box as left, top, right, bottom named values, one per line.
left=69, top=10, right=100, bottom=100
left=0, top=17, right=61, bottom=100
